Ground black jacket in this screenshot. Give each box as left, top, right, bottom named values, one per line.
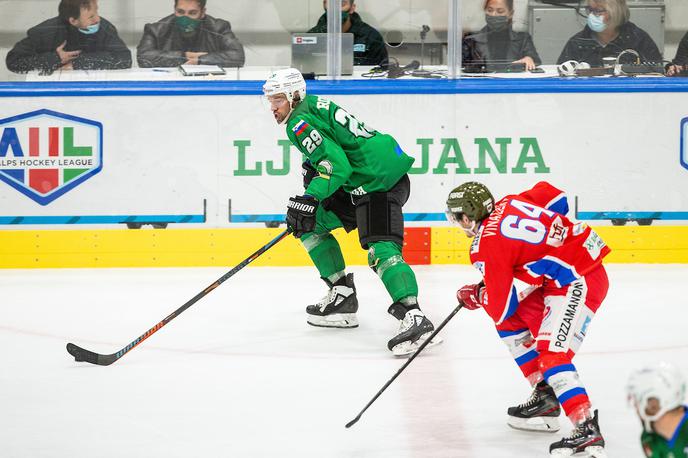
left=308, top=12, right=388, bottom=66
left=6, top=17, right=131, bottom=74
left=672, top=31, right=688, bottom=66
left=137, top=14, right=245, bottom=68
left=463, top=26, right=541, bottom=71
left=557, top=21, right=661, bottom=66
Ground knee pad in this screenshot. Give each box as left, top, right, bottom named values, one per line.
left=367, top=241, right=403, bottom=274
left=355, top=192, right=404, bottom=249
left=499, top=328, right=540, bottom=380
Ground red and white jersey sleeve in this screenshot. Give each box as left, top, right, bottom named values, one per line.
left=469, top=181, right=610, bottom=325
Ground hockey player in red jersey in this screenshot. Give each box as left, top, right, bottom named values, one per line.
left=446, top=181, right=610, bottom=458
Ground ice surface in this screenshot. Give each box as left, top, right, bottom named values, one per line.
left=1, top=264, right=686, bottom=458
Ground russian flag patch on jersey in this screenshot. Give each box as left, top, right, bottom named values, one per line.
left=292, top=120, right=309, bottom=136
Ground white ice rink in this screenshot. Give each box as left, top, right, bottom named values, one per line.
left=1, top=264, right=687, bottom=458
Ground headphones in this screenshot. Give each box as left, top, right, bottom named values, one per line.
left=557, top=60, right=590, bottom=77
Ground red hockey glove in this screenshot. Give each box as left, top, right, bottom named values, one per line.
left=457, top=283, right=484, bottom=310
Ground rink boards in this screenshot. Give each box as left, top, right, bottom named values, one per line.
left=1, top=225, right=687, bottom=268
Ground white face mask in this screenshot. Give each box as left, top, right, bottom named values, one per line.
left=587, top=12, right=607, bottom=32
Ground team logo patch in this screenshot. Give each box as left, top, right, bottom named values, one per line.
left=316, top=160, right=333, bottom=180
left=0, top=109, right=103, bottom=205
left=292, top=120, right=310, bottom=136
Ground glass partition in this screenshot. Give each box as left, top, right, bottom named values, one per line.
left=0, top=0, right=686, bottom=81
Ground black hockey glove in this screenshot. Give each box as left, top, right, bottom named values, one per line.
left=286, top=195, right=319, bottom=238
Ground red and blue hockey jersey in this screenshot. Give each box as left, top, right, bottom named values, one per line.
left=469, top=181, right=611, bottom=324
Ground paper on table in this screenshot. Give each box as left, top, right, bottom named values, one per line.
left=179, top=64, right=226, bottom=76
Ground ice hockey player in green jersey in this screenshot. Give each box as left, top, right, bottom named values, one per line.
left=262, top=68, right=440, bottom=356
left=627, top=362, right=688, bottom=458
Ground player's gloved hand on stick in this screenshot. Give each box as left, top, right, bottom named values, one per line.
left=286, top=195, right=318, bottom=237
left=457, top=282, right=485, bottom=310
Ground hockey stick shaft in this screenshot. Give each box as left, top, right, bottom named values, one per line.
left=345, top=303, right=463, bottom=428
left=67, top=229, right=291, bottom=366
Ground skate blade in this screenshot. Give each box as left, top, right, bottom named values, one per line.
left=549, top=445, right=606, bottom=458
left=392, top=332, right=443, bottom=357
left=507, top=415, right=560, bottom=433
left=307, top=313, right=358, bottom=328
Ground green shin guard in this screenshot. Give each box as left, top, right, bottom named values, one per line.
left=301, top=232, right=346, bottom=281
left=367, top=241, right=419, bottom=303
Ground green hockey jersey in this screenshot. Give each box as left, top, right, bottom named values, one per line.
left=641, top=408, right=688, bottom=458
left=285, top=94, right=414, bottom=201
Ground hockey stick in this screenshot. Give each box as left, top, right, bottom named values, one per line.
left=345, top=303, right=463, bottom=428
left=66, top=229, right=291, bottom=366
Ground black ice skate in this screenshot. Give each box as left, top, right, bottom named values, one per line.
left=549, top=410, right=607, bottom=458
left=306, top=273, right=358, bottom=328
left=507, top=381, right=562, bottom=432
left=387, top=302, right=442, bottom=357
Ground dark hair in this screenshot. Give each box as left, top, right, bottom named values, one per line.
left=58, top=0, right=94, bottom=21
left=174, top=0, right=207, bottom=8
left=483, top=0, right=513, bottom=12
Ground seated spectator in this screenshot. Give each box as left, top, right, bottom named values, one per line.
left=557, top=0, right=661, bottom=67
left=6, top=0, right=131, bottom=74
left=308, top=0, right=388, bottom=67
left=137, top=0, right=245, bottom=68
left=667, top=31, right=688, bottom=76
left=463, top=0, right=541, bottom=72
left=627, top=362, right=687, bottom=457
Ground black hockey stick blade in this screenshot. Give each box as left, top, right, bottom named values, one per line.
left=66, top=230, right=290, bottom=366
left=66, top=343, right=117, bottom=366
left=345, top=303, right=463, bottom=428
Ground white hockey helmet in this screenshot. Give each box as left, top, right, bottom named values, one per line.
left=263, top=68, right=307, bottom=105
left=627, top=362, right=686, bottom=429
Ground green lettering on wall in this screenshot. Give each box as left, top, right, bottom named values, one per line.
left=233, top=140, right=262, bottom=176
left=432, top=138, right=469, bottom=175
left=474, top=137, right=510, bottom=174
left=266, top=140, right=292, bottom=176
left=63, top=128, right=92, bottom=157
left=409, top=138, right=433, bottom=174
left=512, top=138, right=550, bottom=174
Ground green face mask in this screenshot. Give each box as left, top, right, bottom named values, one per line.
left=175, top=15, right=201, bottom=34
left=324, top=9, right=350, bottom=24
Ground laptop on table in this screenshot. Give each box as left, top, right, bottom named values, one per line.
left=291, top=33, right=354, bottom=76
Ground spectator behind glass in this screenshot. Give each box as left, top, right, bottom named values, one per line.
left=557, top=0, right=661, bottom=66
left=6, top=0, right=131, bottom=74
left=137, top=0, right=245, bottom=68
left=463, top=0, right=541, bottom=71
left=667, top=31, right=688, bottom=76
left=308, top=0, right=388, bottom=67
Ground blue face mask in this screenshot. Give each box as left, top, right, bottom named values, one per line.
left=587, top=13, right=607, bottom=33
left=78, top=22, right=100, bottom=35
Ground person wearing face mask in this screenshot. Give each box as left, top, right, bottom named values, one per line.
left=137, top=0, right=245, bottom=68
left=463, top=0, right=541, bottom=72
left=308, top=0, right=388, bottom=67
left=6, top=0, right=131, bottom=74
left=557, top=0, right=661, bottom=67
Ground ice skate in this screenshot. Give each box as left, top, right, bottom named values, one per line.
left=507, top=381, right=561, bottom=432
left=387, top=304, right=442, bottom=356
left=306, top=273, right=359, bottom=328
left=549, top=410, right=607, bottom=457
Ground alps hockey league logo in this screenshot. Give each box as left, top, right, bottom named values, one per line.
left=0, top=109, right=103, bottom=205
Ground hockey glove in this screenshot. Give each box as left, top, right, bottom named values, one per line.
left=457, top=282, right=485, bottom=310
left=286, top=195, right=318, bottom=238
